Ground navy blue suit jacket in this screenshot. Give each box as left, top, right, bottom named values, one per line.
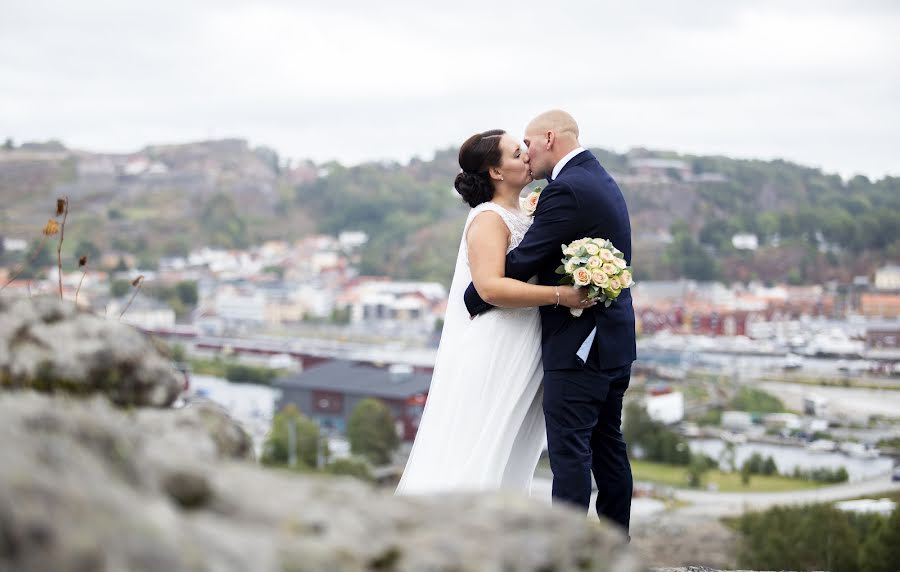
left=464, top=150, right=637, bottom=371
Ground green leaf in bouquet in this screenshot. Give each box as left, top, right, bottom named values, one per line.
left=559, top=275, right=574, bottom=285
left=604, top=299, right=612, bottom=308
left=555, top=265, right=566, bottom=274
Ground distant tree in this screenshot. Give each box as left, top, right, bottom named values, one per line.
left=762, top=456, right=778, bottom=476
left=738, top=504, right=864, bottom=572
left=740, top=462, right=752, bottom=486
left=175, top=280, right=198, bottom=306
left=74, top=240, right=101, bottom=264
left=110, top=279, right=131, bottom=298
left=2, top=137, right=13, bottom=151
left=859, top=508, right=900, bottom=572
left=686, top=454, right=708, bottom=488
left=261, top=405, right=322, bottom=468
left=347, top=398, right=400, bottom=465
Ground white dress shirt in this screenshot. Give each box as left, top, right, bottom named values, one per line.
left=551, top=146, right=586, bottom=181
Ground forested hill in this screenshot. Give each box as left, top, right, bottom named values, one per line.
left=1, top=139, right=897, bottom=285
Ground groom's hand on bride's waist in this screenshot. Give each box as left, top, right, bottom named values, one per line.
left=464, top=281, right=494, bottom=318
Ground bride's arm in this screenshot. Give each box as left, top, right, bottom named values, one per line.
left=467, top=211, right=583, bottom=309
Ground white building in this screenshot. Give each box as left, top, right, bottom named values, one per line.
left=348, top=280, right=447, bottom=332
left=731, top=233, right=759, bottom=251
left=212, top=284, right=267, bottom=323
left=338, top=231, right=368, bottom=251
left=644, top=391, right=684, bottom=425
left=835, top=499, right=896, bottom=516
left=2, top=237, right=27, bottom=252
left=722, top=410, right=754, bottom=431
left=874, top=265, right=900, bottom=290
left=106, top=297, right=176, bottom=330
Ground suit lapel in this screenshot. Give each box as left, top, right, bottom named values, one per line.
left=555, top=150, right=596, bottom=180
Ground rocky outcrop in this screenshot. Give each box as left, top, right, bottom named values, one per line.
left=0, top=391, right=640, bottom=572
left=0, top=297, right=642, bottom=571
left=0, top=296, right=182, bottom=406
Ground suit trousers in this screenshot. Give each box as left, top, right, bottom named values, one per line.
left=542, top=360, right=633, bottom=534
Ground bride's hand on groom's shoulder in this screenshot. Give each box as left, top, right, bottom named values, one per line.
left=557, top=286, right=597, bottom=310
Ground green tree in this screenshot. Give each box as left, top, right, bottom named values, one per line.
left=740, top=462, right=752, bottom=486
left=175, top=280, right=198, bottom=306
left=261, top=405, right=322, bottom=468
left=686, top=454, right=708, bottom=488
left=346, top=398, right=400, bottom=465
left=859, top=508, right=900, bottom=572
left=110, top=279, right=131, bottom=298
left=74, top=239, right=101, bottom=263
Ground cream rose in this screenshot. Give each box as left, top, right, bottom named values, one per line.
left=587, top=256, right=602, bottom=268
left=602, top=263, right=618, bottom=276
left=584, top=243, right=600, bottom=255
left=599, top=248, right=614, bottom=262
left=563, top=246, right=578, bottom=257
left=591, top=269, right=609, bottom=287
left=619, top=270, right=633, bottom=288
left=573, top=267, right=592, bottom=286
left=522, top=191, right=540, bottom=216
left=564, top=259, right=578, bottom=274
left=607, top=287, right=621, bottom=300
left=609, top=277, right=622, bottom=291
left=613, top=257, right=627, bottom=269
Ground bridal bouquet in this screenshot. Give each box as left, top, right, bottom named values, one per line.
left=556, top=238, right=633, bottom=316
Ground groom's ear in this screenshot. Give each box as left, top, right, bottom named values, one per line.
left=545, top=131, right=554, bottom=150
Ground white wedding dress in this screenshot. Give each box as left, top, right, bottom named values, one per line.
left=396, top=202, right=547, bottom=495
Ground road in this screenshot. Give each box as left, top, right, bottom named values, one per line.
left=532, top=473, right=900, bottom=519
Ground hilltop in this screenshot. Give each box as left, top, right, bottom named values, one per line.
left=1, top=138, right=897, bottom=285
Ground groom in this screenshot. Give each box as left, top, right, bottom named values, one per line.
left=464, top=110, right=636, bottom=533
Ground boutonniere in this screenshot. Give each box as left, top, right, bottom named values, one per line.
left=520, top=187, right=542, bottom=217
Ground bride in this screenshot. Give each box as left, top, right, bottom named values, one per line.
left=396, top=129, right=595, bottom=495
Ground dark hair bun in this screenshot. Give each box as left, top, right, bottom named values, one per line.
left=454, top=171, right=494, bottom=208
left=455, top=129, right=505, bottom=208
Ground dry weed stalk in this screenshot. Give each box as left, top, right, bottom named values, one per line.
left=119, top=275, right=145, bottom=320
left=56, top=196, right=69, bottom=299
left=75, top=255, right=88, bottom=305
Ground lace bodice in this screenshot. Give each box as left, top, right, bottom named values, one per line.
left=464, top=201, right=533, bottom=256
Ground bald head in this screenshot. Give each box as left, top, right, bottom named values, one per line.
left=527, top=109, right=580, bottom=142
left=523, top=109, right=582, bottom=180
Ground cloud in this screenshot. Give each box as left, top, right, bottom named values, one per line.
left=1, top=0, right=898, bottom=177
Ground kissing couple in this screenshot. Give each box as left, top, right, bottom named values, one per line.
left=397, top=110, right=637, bottom=534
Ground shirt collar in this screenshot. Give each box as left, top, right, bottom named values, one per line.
left=551, top=147, right=586, bottom=181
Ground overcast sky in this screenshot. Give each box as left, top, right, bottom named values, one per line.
left=2, top=0, right=898, bottom=178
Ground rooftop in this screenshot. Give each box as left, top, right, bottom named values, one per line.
left=275, top=360, right=432, bottom=399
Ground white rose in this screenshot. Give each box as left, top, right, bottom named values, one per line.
left=587, top=256, right=602, bottom=268
left=563, top=245, right=578, bottom=257
left=591, top=270, right=609, bottom=287
left=584, top=243, right=600, bottom=255
left=613, top=257, right=627, bottom=269
left=573, top=267, right=592, bottom=286
left=564, top=259, right=578, bottom=274
left=602, top=263, right=618, bottom=276
left=599, top=249, right=614, bottom=262
left=619, top=270, right=633, bottom=288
